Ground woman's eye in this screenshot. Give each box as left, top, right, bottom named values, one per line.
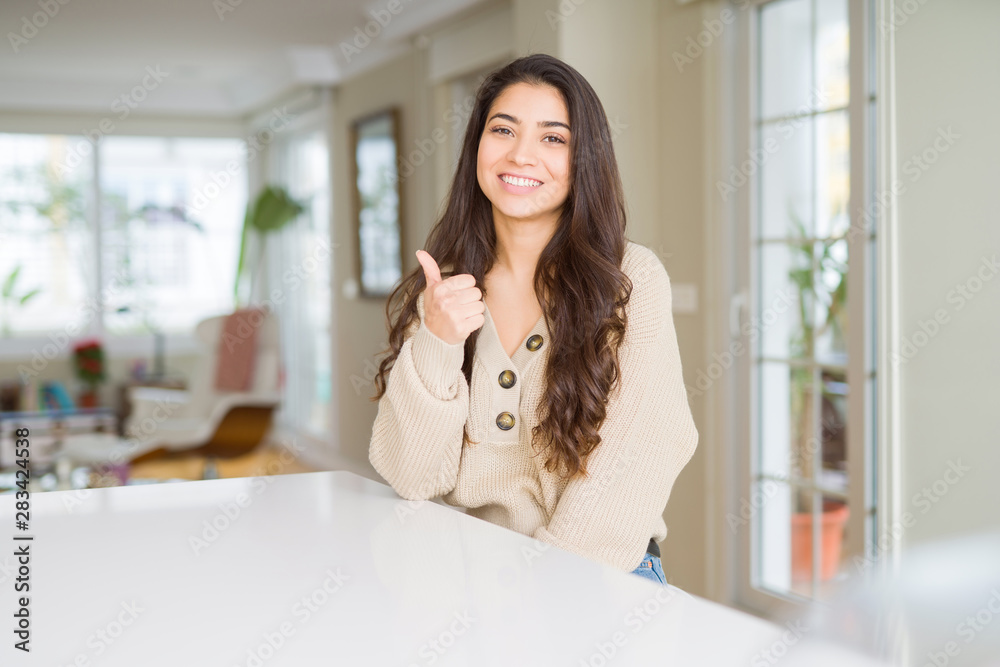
left=489, top=127, right=565, bottom=144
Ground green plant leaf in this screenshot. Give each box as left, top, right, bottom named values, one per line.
left=234, top=185, right=304, bottom=305
left=19, top=288, right=40, bottom=305
left=250, top=185, right=305, bottom=232
left=2, top=265, right=21, bottom=299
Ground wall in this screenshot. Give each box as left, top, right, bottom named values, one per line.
left=652, top=0, right=711, bottom=597
left=329, top=52, right=422, bottom=470
left=892, top=0, right=1000, bottom=547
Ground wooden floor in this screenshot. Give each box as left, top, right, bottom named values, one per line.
left=126, top=440, right=320, bottom=484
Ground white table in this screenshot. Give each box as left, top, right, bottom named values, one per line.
left=0, top=470, right=888, bottom=666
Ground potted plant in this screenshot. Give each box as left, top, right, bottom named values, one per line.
left=233, top=185, right=304, bottom=307
left=786, top=211, right=849, bottom=582
left=72, top=339, right=106, bottom=408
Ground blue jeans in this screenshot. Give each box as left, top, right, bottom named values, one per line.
left=630, top=552, right=667, bottom=585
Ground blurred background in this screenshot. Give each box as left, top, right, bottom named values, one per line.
left=0, top=0, right=997, bottom=654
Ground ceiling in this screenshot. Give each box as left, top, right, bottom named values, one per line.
left=0, top=0, right=488, bottom=117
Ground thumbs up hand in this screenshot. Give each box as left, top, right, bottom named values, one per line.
left=415, top=250, right=485, bottom=345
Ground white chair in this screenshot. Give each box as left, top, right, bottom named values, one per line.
left=124, top=310, right=281, bottom=465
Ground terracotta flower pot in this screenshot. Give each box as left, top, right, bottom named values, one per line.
left=78, top=387, right=100, bottom=409
left=791, top=500, right=849, bottom=582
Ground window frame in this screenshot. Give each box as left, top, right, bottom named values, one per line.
left=711, top=0, right=899, bottom=617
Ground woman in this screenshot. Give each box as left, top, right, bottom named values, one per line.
left=368, top=53, right=698, bottom=587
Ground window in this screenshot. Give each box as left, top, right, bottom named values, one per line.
left=0, top=134, right=94, bottom=337
left=266, top=124, right=332, bottom=437
left=730, top=0, right=877, bottom=610
left=101, top=136, right=246, bottom=334
left=0, top=133, right=246, bottom=342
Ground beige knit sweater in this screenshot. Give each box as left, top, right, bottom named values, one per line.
left=368, top=241, right=699, bottom=572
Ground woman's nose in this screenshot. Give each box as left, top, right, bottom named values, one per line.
left=507, top=136, right=538, bottom=166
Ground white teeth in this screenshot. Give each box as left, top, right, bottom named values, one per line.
left=501, top=175, right=541, bottom=187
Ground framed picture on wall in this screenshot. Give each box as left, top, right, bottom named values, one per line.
left=350, top=107, right=404, bottom=299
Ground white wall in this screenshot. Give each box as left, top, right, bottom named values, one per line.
left=892, top=0, right=1000, bottom=546
left=652, top=0, right=713, bottom=599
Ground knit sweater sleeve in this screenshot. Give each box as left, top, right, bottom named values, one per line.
left=368, top=290, right=469, bottom=501
left=531, top=248, right=699, bottom=572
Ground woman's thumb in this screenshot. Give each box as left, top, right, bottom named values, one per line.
left=416, top=250, right=442, bottom=285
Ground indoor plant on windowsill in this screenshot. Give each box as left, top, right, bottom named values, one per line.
left=72, top=339, right=106, bottom=408
left=786, top=212, right=850, bottom=583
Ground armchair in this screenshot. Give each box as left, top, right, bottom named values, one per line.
left=124, top=309, right=281, bottom=466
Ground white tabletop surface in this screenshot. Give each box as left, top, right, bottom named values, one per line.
left=0, top=470, right=888, bottom=666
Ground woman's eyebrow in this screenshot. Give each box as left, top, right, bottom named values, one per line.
left=487, top=112, right=570, bottom=131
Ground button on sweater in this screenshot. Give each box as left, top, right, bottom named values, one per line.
left=368, top=241, right=699, bottom=572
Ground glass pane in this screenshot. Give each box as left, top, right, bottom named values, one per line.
left=816, top=0, right=850, bottom=111
left=761, top=0, right=848, bottom=119
left=757, top=360, right=845, bottom=598
left=791, top=494, right=851, bottom=599
left=756, top=479, right=794, bottom=596
left=355, top=114, right=402, bottom=295
left=790, top=365, right=817, bottom=483
left=758, top=361, right=818, bottom=490
left=790, top=490, right=818, bottom=597
left=759, top=243, right=812, bottom=359
left=815, top=111, right=851, bottom=238
left=0, top=134, right=93, bottom=337
left=759, top=362, right=813, bottom=481
left=760, top=0, right=813, bottom=119
left=759, top=118, right=814, bottom=239
left=100, top=137, right=246, bottom=335
left=820, top=368, right=848, bottom=491
left=288, top=132, right=331, bottom=436
left=304, top=138, right=332, bottom=436
left=814, top=238, right=848, bottom=364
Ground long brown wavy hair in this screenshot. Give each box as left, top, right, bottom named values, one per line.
left=371, top=53, right=632, bottom=481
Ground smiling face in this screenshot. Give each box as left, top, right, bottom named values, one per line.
left=476, top=82, right=572, bottom=226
